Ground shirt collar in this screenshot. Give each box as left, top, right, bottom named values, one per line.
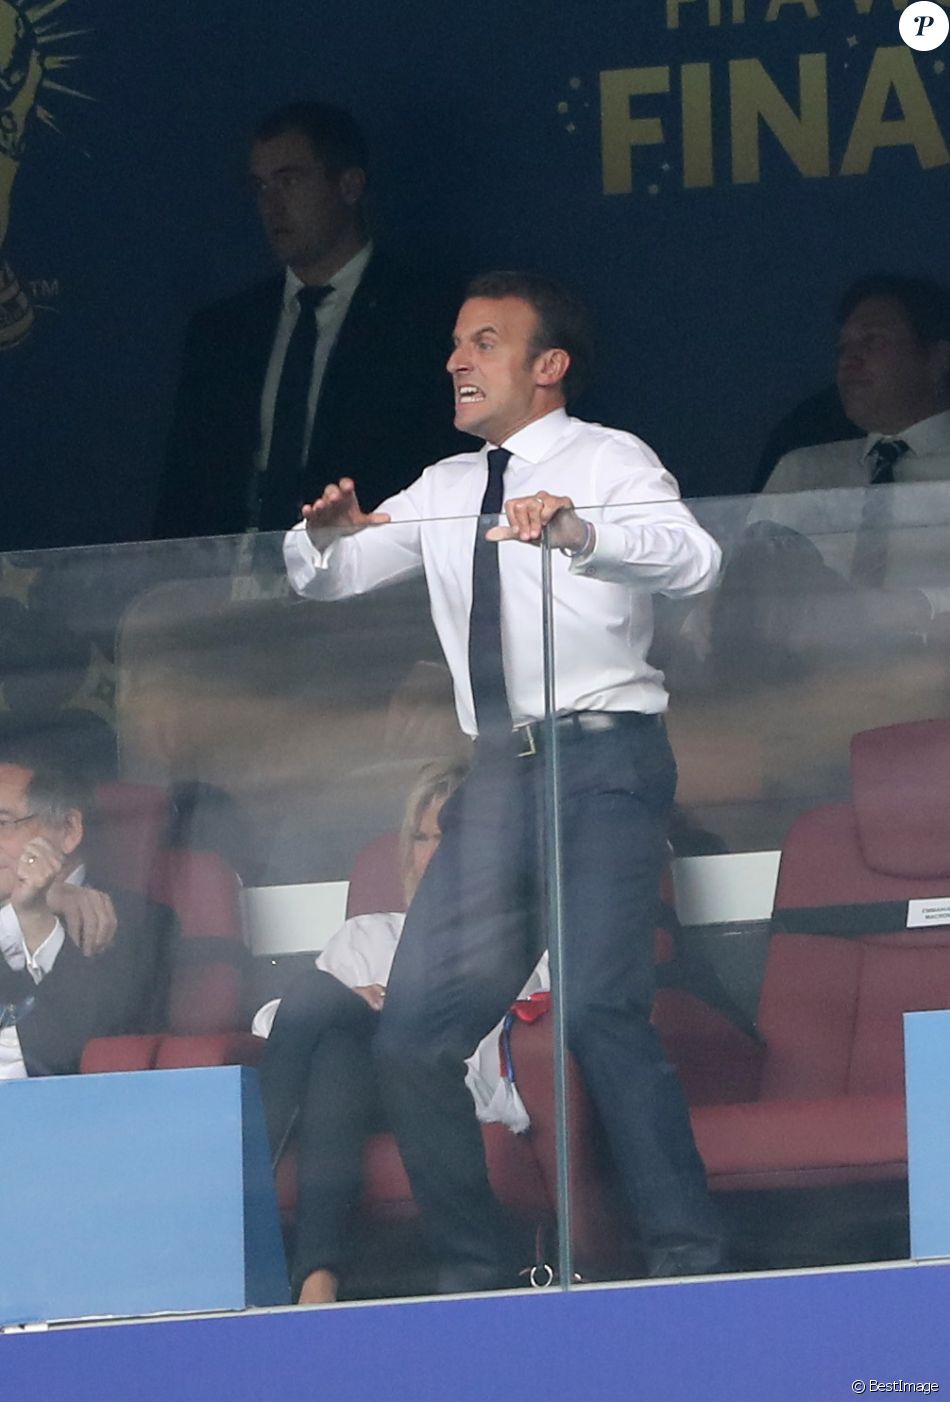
left=495, top=407, right=572, bottom=464
left=282, top=240, right=373, bottom=313
left=0, top=863, right=85, bottom=962
left=862, top=409, right=950, bottom=462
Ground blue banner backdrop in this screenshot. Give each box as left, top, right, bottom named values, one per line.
left=1, top=0, right=947, bottom=548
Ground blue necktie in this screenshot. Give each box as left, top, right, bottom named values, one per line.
left=469, top=448, right=511, bottom=737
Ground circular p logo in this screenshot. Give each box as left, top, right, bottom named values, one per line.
left=900, top=1, right=949, bottom=51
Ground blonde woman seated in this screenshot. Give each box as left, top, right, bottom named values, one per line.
left=253, top=760, right=548, bottom=1305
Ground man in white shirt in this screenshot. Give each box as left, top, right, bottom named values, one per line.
left=0, top=741, right=173, bottom=1078
left=761, top=275, right=950, bottom=494
left=156, top=101, right=462, bottom=540
left=284, top=272, right=725, bottom=1287
left=748, top=275, right=950, bottom=634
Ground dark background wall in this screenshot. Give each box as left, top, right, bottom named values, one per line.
left=1, top=0, right=947, bottom=550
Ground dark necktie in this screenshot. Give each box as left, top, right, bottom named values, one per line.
left=868, top=438, right=909, bottom=486
left=851, top=439, right=910, bottom=585
left=469, top=448, right=511, bottom=738
left=258, top=284, right=333, bottom=532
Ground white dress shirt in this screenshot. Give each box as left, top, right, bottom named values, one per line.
left=759, top=409, right=950, bottom=497
left=284, top=408, right=722, bottom=733
left=251, top=912, right=549, bottom=1132
left=0, top=865, right=86, bottom=1082
left=257, top=241, right=374, bottom=470
left=750, top=410, right=950, bottom=589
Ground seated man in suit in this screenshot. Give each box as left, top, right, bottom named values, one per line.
left=758, top=274, right=950, bottom=505
left=0, top=740, right=174, bottom=1079
left=752, top=273, right=950, bottom=492
left=156, top=100, right=464, bottom=541
left=744, top=274, right=950, bottom=643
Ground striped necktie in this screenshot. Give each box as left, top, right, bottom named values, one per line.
left=868, top=438, right=909, bottom=486
left=851, top=439, right=910, bottom=585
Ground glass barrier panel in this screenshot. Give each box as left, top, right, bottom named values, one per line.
left=9, top=477, right=946, bottom=1321
left=543, top=482, right=950, bottom=1286
left=0, top=511, right=564, bottom=1321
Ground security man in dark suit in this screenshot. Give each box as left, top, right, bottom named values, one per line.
left=155, top=101, right=464, bottom=540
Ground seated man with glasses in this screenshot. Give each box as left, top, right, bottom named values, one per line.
left=0, top=738, right=174, bottom=1079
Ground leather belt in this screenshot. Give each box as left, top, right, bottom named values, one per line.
left=509, top=710, right=661, bottom=758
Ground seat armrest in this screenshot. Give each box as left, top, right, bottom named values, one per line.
left=81, top=1034, right=163, bottom=1074
left=154, top=1032, right=265, bottom=1069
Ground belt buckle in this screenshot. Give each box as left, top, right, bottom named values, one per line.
left=514, top=722, right=537, bottom=758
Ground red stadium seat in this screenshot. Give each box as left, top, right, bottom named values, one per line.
left=688, top=719, right=950, bottom=1207
left=80, top=784, right=247, bottom=1073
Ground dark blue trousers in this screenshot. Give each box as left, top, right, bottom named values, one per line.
left=258, top=969, right=382, bottom=1293
left=374, top=716, right=721, bottom=1282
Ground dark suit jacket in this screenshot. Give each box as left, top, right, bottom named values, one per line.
left=155, top=251, right=468, bottom=539
left=0, top=881, right=176, bottom=1077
